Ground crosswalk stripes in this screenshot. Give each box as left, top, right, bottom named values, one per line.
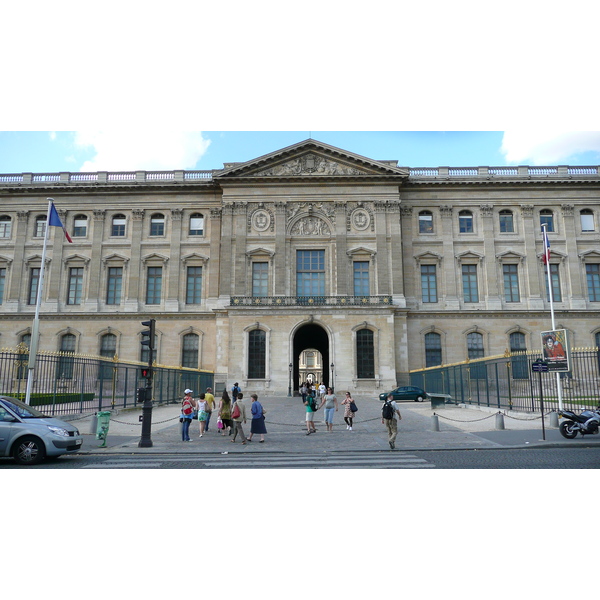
left=82, top=452, right=436, bottom=469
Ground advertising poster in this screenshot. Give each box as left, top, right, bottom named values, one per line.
left=540, top=328, right=569, bottom=372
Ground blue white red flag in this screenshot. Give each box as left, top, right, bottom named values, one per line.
left=48, top=202, right=73, bottom=243
left=541, top=227, right=550, bottom=265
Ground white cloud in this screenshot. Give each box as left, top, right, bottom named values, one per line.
left=501, top=131, right=600, bottom=165
left=74, top=131, right=211, bottom=172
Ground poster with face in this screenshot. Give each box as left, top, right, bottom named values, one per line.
left=540, top=328, right=569, bottom=372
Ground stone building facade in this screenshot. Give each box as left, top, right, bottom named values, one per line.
left=1, top=139, right=599, bottom=395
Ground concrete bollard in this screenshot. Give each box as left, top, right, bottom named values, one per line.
left=495, top=412, right=505, bottom=430
left=549, top=412, right=559, bottom=428
left=90, top=413, right=98, bottom=434
left=432, top=414, right=440, bottom=432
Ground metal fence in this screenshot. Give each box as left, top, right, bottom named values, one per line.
left=410, top=348, right=600, bottom=412
left=0, top=347, right=214, bottom=416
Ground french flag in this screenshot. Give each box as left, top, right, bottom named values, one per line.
left=48, top=202, right=73, bottom=243
left=541, top=227, right=550, bottom=265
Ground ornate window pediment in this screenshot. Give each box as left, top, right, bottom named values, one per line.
left=181, top=252, right=209, bottom=265
left=414, top=251, right=442, bottom=265
left=496, top=250, right=525, bottom=263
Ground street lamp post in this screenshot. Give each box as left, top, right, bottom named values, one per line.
left=288, top=362, right=293, bottom=397
left=330, top=362, right=335, bottom=392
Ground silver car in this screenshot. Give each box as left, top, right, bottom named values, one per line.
left=0, top=395, right=83, bottom=465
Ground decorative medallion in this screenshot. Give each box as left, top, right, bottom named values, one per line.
left=252, top=209, right=271, bottom=232
left=351, top=208, right=370, bottom=231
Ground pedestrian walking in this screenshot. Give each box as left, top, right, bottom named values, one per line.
left=300, top=382, right=308, bottom=405
left=218, top=389, right=233, bottom=436
left=318, top=387, right=338, bottom=432
left=318, top=382, right=326, bottom=400
left=197, top=393, right=209, bottom=438
left=230, top=393, right=247, bottom=444
left=231, top=382, right=241, bottom=401
left=180, top=389, right=196, bottom=442
left=304, top=390, right=319, bottom=435
left=204, top=387, right=216, bottom=431
left=247, top=393, right=267, bottom=442
left=341, top=391, right=357, bottom=431
left=381, top=393, right=402, bottom=450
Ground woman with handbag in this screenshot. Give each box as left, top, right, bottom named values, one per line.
left=246, top=393, right=267, bottom=443
left=197, top=393, right=209, bottom=438
left=230, top=392, right=247, bottom=444
left=181, top=389, right=196, bottom=442
left=218, top=389, right=233, bottom=436
left=341, top=391, right=357, bottom=431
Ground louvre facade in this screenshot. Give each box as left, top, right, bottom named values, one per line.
left=1, top=139, right=599, bottom=395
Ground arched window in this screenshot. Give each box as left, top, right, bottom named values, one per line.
left=189, top=213, right=204, bottom=236
left=248, top=329, right=266, bottom=379
left=150, top=213, right=165, bottom=236
left=99, top=333, right=116, bottom=379
left=425, top=332, right=442, bottom=367
left=458, top=210, right=473, bottom=233
left=356, top=329, right=374, bottom=379
left=509, top=332, right=528, bottom=379
left=0, top=215, right=12, bottom=238
left=467, top=331, right=486, bottom=378
left=181, top=333, right=199, bottom=368
left=57, top=333, right=76, bottom=379
left=35, top=215, right=47, bottom=237
left=499, top=209, right=514, bottom=233
left=418, top=211, right=434, bottom=233
left=540, top=209, right=554, bottom=232
left=73, top=214, right=88, bottom=237
left=581, top=209, right=595, bottom=232
left=111, top=214, right=126, bottom=237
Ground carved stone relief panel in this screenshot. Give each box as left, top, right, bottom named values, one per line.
left=290, top=216, right=331, bottom=236
left=249, top=206, right=274, bottom=233
left=255, top=153, right=364, bottom=176
left=348, top=207, right=372, bottom=232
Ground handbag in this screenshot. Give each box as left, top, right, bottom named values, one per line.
left=231, top=403, right=241, bottom=419
left=350, top=401, right=358, bottom=413
left=217, top=418, right=224, bottom=429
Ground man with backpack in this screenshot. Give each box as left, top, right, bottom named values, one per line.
left=231, top=382, right=241, bottom=401
left=381, top=393, right=402, bottom=450
left=304, top=390, right=319, bottom=435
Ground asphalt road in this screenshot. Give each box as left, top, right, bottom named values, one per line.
left=2, top=446, right=599, bottom=469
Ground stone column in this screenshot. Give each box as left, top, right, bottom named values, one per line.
left=390, top=203, right=405, bottom=305
left=274, top=202, right=287, bottom=295
left=334, top=202, right=347, bottom=295
left=480, top=204, right=501, bottom=309
left=373, top=201, right=390, bottom=295
left=219, top=203, right=234, bottom=298
left=520, top=204, right=543, bottom=309
left=7, top=211, right=29, bottom=309
left=439, top=205, right=459, bottom=308
left=166, top=208, right=183, bottom=311
left=560, top=203, right=585, bottom=308
left=208, top=207, right=222, bottom=300
left=125, top=209, right=145, bottom=310
left=233, top=202, right=248, bottom=295
left=84, top=209, right=106, bottom=311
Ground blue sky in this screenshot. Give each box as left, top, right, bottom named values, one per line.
left=2, top=131, right=600, bottom=174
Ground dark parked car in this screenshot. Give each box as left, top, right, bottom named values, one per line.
left=0, top=395, right=83, bottom=465
left=379, top=386, right=428, bottom=403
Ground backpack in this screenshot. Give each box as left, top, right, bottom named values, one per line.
left=382, top=400, right=395, bottom=420
left=309, top=396, right=318, bottom=412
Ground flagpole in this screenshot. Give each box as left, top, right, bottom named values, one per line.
left=542, top=224, right=563, bottom=411
left=24, top=198, right=53, bottom=405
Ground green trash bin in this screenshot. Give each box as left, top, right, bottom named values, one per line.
left=96, top=411, right=111, bottom=447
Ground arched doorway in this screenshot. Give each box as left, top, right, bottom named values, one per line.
left=292, top=323, right=330, bottom=393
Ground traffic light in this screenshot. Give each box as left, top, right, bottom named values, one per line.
left=140, top=319, right=156, bottom=352
left=140, top=367, right=153, bottom=381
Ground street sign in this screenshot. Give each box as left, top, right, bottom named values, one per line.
left=532, top=359, right=549, bottom=373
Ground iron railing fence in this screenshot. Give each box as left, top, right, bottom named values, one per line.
left=410, top=349, right=600, bottom=412
left=0, top=348, right=213, bottom=416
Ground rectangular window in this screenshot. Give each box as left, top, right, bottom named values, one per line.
left=252, top=262, right=268, bottom=297
left=189, top=215, right=204, bottom=236
left=181, top=334, right=199, bottom=368
left=356, top=329, right=375, bottom=378
left=419, top=213, right=433, bottom=233
left=0, top=218, right=11, bottom=238
left=462, top=264, right=479, bottom=303
left=28, top=268, right=40, bottom=305
left=150, top=216, right=165, bottom=236
left=353, top=261, right=370, bottom=296
left=112, top=217, right=126, bottom=237
left=503, top=264, right=520, bottom=302
left=421, top=265, right=437, bottom=303
left=146, top=267, right=162, bottom=304
left=186, top=266, right=203, bottom=304
left=499, top=211, right=514, bottom=233
left=67, top=267, right=84, bottom=305
left=73, top=218, right=87, bottom=237
left=581, top=212, right=594, bottom=232
left=586, top=263, right=600, bottom=302
left=106, top=267, right=123, bottom=305
left=545, top=263, right=562, bottom=302
left=425, top=332, right=442, bottom=368
left=297, top=250, right=325, bottom=297
left=248, top=330, right=266, bottom=379
left=35, top=218, right=46, bottom=237
left=0, top=267, right=5, bottom=304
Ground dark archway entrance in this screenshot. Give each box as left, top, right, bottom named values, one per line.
left=292, top=323, right=330, bottom=393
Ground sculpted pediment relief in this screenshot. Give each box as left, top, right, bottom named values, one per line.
left=254, top=153, right=366, bottom=177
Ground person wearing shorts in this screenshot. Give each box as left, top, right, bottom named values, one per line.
left=304, top=394, right=318, bottom=435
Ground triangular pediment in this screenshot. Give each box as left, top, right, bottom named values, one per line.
left=214, top=139, right=408, bottom=180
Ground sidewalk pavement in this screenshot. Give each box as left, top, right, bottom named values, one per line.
left=69, top=394, right=600, bottom=455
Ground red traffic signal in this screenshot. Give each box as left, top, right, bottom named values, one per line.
left=141, top=367, right=153, bottom=380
